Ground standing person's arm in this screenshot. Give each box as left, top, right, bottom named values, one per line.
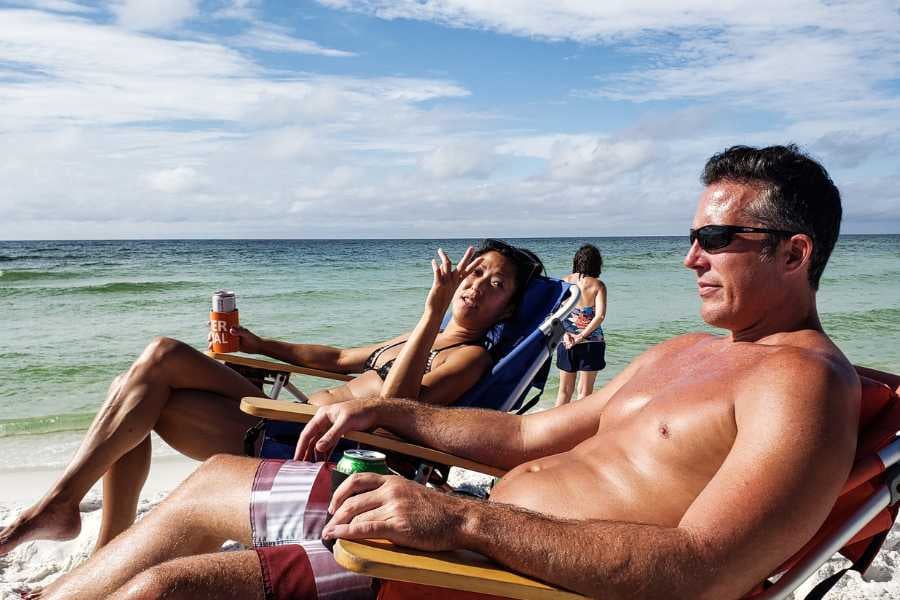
left=572, top=280, right=606, bottom=343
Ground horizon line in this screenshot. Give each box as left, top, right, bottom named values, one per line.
left=1, top=233, right=898, bottom=242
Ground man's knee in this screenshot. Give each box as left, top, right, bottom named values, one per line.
left=116, top=566, right=177, bottom=599
left=185, top=454, right=249, bottom=488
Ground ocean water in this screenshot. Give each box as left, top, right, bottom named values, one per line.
left=1, top=236, right=898, bottom=470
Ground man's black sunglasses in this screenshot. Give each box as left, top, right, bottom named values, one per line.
left=689, top=225, right=798, bottom=251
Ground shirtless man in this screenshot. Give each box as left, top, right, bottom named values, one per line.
left=39, top=144, right=859, bottom=600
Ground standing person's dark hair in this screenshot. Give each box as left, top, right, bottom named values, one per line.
left=701, top=144, right=841, bottom=290
left=572, top=244, right=603, bottom=278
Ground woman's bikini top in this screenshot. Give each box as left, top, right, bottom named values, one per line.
left=363, top=338, right=488, bottom=380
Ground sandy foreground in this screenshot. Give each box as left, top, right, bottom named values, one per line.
left=2, top=457, right=900, bottom=599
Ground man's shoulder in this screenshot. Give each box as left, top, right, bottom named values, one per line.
left=753, top=331, right=856, bottom=383
left=634, top=332, right=717, bottom=367
left=651, top=331, right=718, bottom=352
left=741, top=343, right=859, bottom=415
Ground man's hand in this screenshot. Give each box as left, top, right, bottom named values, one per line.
left=323, top=473, right=469, bottom=552
left=294, top=398, right=380, bottom=460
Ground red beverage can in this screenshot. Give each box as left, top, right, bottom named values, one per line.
left=210, top=290, right=240, bottom=353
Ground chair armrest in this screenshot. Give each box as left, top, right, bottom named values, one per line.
left=206, top=351, right=354, bottom=382
left=333, top=539, right=587, bottom=600
left=240, top=397, right=507, bottom=478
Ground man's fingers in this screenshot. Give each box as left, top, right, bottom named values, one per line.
left=323, top=518, right=391, bottom=542
left=295, top=411, right=329, bottom=460
left=328, top=488, right=386, bottom=527
left=329, top=472, right=388, bottom=513
left=314, top=418, right=346, bottom=455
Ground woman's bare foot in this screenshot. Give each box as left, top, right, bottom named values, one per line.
left=0, top=495, right=81, bottom=556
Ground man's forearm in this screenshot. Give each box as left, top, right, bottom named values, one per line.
left=459, top=502, right=715, bottom=600
left=375, top=399, right=527, bottom=470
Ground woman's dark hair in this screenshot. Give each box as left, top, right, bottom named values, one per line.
left=701, top=144, right=841, bottom=290
left=473, top=239, right=545, bottom=309
left=572, top=244, right=603, bottom=277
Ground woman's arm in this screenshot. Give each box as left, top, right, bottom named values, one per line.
left=226, top=326, right=401, bottom=374
left=572, top=280, right=606, bottom=343
left=380, top=247, right=482, bottom=400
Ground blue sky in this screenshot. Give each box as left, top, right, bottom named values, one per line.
left=2, top=0, right=899, bottom=239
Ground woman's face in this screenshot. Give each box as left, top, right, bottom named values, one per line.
left=451, top=250, right=519, bottom=329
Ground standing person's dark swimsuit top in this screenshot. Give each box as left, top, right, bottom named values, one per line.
left=363, top=339, right=489, bottom=380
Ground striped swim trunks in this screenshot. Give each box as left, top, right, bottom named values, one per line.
left=251, top=459, right=375, bottom=600
left=250, top=459, right=506, bottom=600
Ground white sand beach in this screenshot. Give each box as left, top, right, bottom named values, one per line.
left=0, top=454, right=199, bottom=598
left=2, top=457, right=900, bottom=599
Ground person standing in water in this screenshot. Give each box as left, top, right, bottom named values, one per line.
left=555, top=243, right=607, bottom=406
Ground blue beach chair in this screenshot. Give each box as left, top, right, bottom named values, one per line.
left=222, top=276, right=579, bottom=463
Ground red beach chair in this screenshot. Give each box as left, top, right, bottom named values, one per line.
left=752, top=366, right=900, bottom=599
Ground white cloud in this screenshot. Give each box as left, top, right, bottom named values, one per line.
left=6, top=0, right=95, bottom=13
left=419, top=141, right=495, bottom=179
left=142, top=166, right=206, bottom=193
left=315, top=1, right=900, bottom=44
left=321, top=1, right=900, bottom=123
left=212, top=0, right=260, bottom=21
left=110, top=0, right=200, bottom=31
left=1, top=3, right=898, bottom=239
left=233, top=23, right=356, bottom=57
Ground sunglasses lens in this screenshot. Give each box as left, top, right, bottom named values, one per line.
left=700, top=228, right=731, bottom=250
left=691, top=227, right=731, bottom=251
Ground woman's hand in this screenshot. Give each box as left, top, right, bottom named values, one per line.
left=424, top=246, right=483, bottom=314
left=207, top=324, right=264, bottom=354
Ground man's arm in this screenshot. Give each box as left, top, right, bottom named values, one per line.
left=296, top=336, right=664, bottom=465
left=325, top=351, right=859, bottom=600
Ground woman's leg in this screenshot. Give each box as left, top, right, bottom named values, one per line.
left=0, top=337, right=262, bottom=555
left=108, top=550, right=265, bottom=600
left=555, top=370, right=576, bottom=407
left=577, top=370, right=599, bottom=400
left=41, top=454, right=259, bottom=600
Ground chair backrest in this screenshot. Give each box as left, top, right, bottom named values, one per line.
left=764, top=367, right=900, bottom=586
left=441, top=275, right=575, bottom=412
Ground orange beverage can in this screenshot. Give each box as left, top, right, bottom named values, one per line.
left=210, top=290, right=240, bottom=353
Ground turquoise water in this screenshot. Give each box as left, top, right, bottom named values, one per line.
left=1, top=237, right=898, bottom=467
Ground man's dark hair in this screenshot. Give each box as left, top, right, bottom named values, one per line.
left=572, top=244, right=603, bottom=277
left=701, top=144, right=842, bottom=290
left=474, top=239, right=545, bottom=309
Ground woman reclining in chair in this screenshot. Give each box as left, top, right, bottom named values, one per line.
left=0, top=239, right=544, bottom=556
